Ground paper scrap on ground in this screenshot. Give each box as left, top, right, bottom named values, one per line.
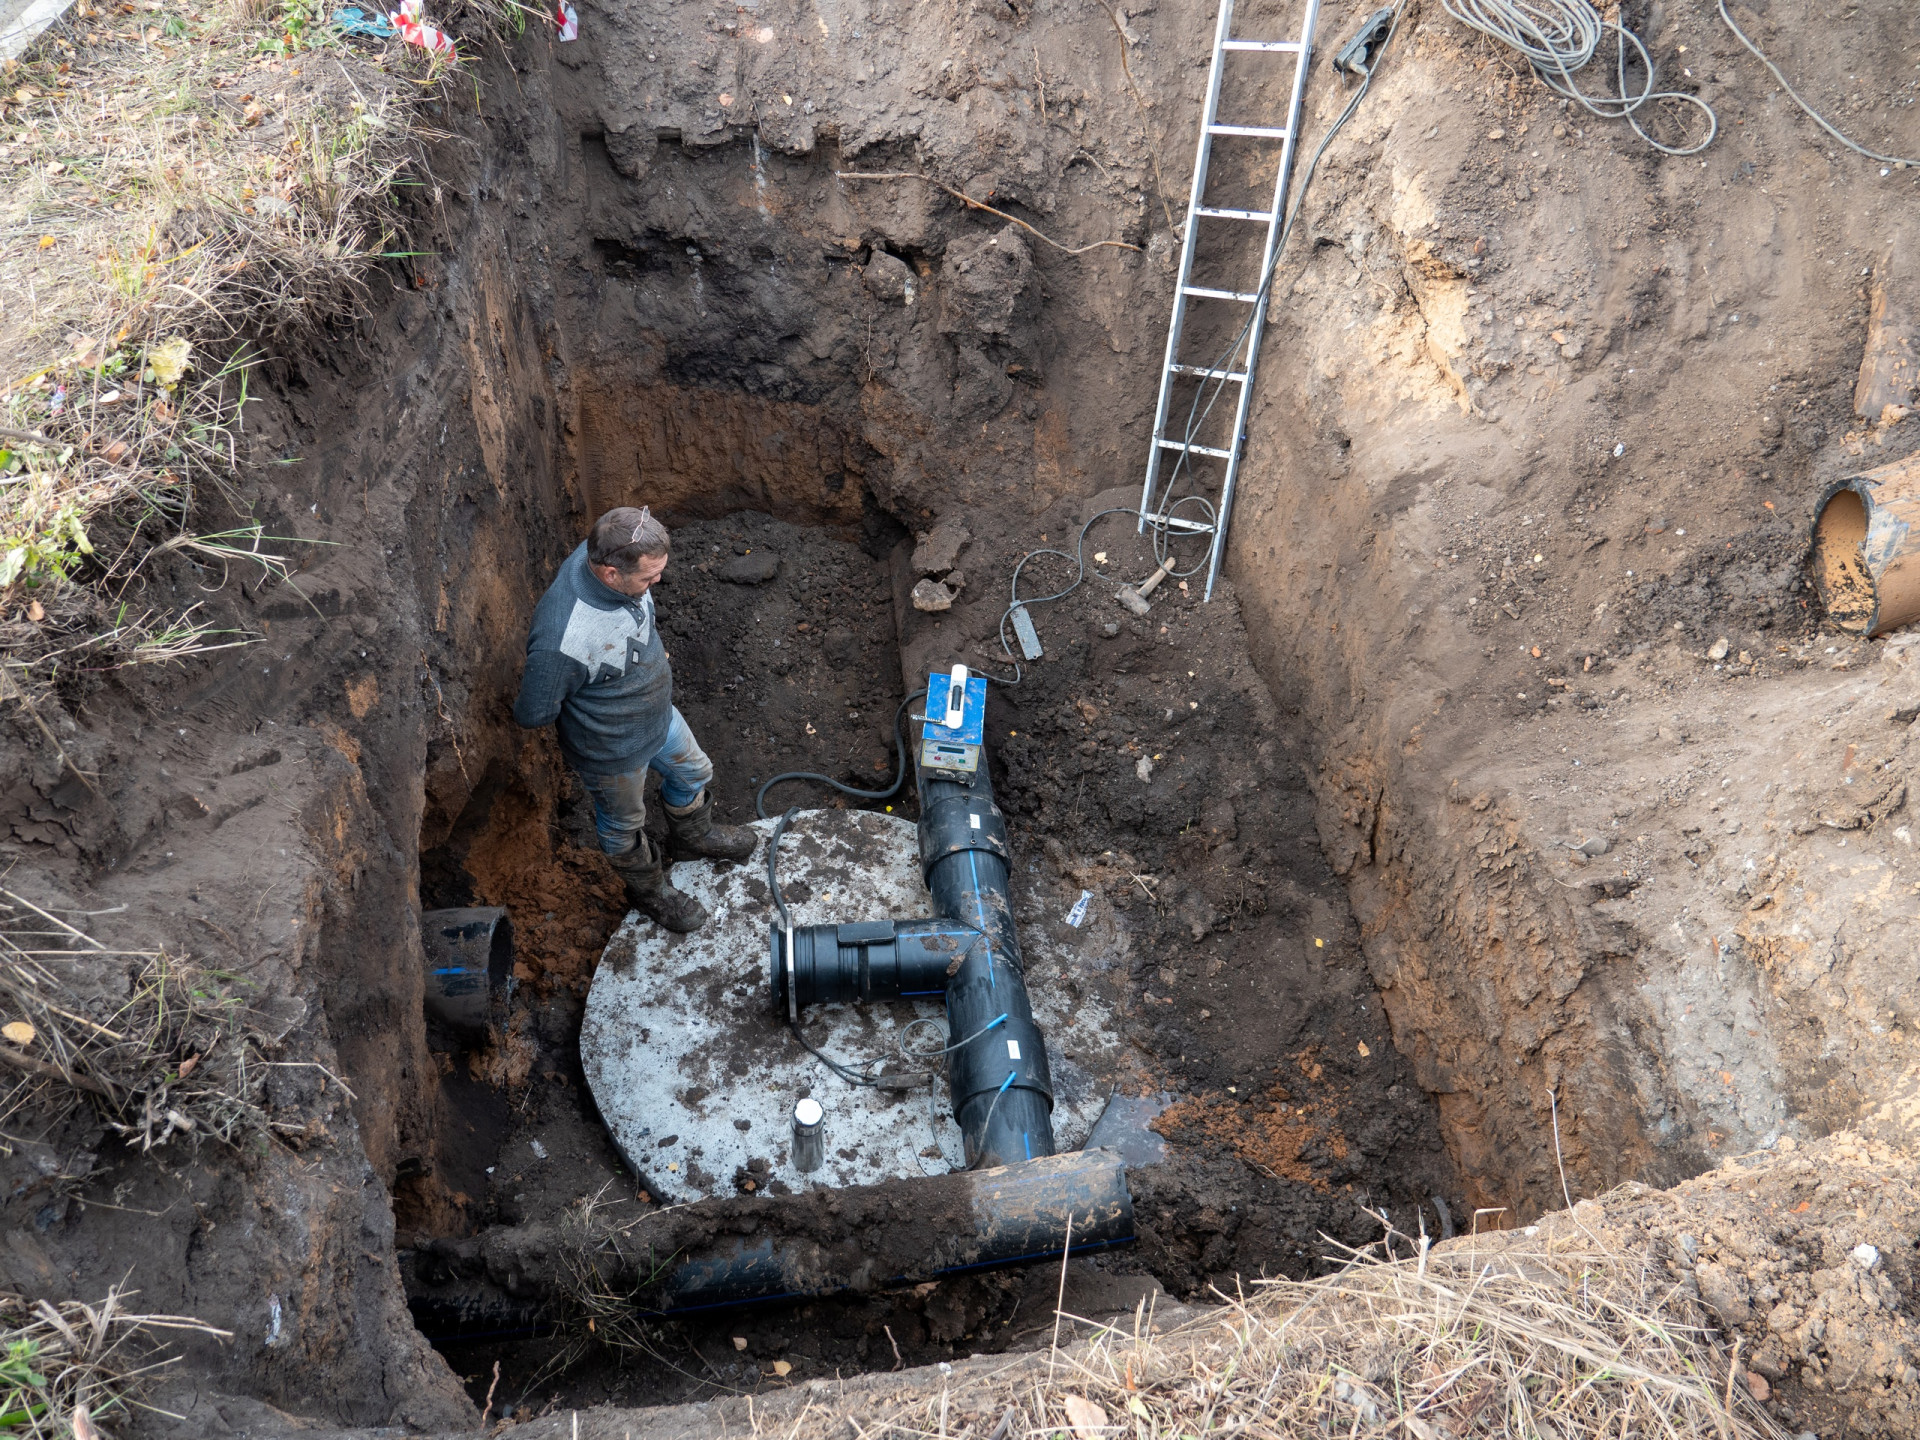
left=555, top=0, right=577, bottom=38
left=332, top=6, right=396, bottom=36
left=1066, top=889, right=1092, bottom=928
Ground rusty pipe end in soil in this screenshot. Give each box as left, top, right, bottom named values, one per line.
left=1812, top=450, right=1920, bottom=637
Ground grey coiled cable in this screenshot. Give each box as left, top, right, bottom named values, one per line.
left=1714, top=0, right=1917, bottom=168
left=1440, top=0, right=1716, bottom=156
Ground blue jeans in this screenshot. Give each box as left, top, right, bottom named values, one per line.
left=578, top=707, right=715, bottom=856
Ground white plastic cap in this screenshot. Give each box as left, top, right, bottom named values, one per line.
left=944, top=665, right=970, bottom=727
left=793, top=1097, right=824, bottom=1128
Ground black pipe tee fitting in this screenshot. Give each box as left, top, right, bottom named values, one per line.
left=763, top=694, right=1058, bottom=1169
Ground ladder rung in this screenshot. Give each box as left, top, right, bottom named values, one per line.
left=1221, top=39, right=1303, bottom=51
left=1181, top=285, right=1262, bottom=303
left=1169, top=364, right=1248, bottom=381
left=1194, top=206, right=1274, bottom=222
left=1155, top=438, right=1235, bottom=459
left=1158, top=516, right=1218, bottom=534
left=1207, top=123, right=1291, bottom=138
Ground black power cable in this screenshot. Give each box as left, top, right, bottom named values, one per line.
left=981, top=505, right=1144, bottom=685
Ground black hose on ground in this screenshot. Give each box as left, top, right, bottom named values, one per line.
left=755, top=690, right=925, bottom=819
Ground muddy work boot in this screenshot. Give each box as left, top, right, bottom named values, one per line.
left=663, top=789, right=758, bottom=863
left=606, top=834, right=709, bottom=933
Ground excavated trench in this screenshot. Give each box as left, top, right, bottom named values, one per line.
left=355, top=90, right=1470, bottom=1412
left=321, top=0, right=1886, bottom=1406
left=400, top=497, right=1464, bottom=1409
left=18, top=0, right=1903, bottom=1426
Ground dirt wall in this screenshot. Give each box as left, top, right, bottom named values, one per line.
left=1221, top=8, right=1920, bottom=1213
left=0, top=40, right=592, bottom=1425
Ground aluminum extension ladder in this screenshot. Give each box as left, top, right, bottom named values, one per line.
left=1137, top=0, right=1322, bottom=600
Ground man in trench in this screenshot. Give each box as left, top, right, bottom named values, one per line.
left=513, top=506, right=756, bottom=932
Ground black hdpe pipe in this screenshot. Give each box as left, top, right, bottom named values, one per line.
left=419, top=907, right=513, bottom=1041
left=769, top=705, right=1056, bottom=1169
left=917, top=752, right=1056, bottom=1168
left=773, top=918, right=973, bottom=1007
left=405, top=1149, right=1131, bottom=1335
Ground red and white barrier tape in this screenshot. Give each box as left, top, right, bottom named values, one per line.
left=388, top=0, right=455, bottom=56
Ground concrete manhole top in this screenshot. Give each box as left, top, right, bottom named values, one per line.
left=581, top=808, right=1118, bottom=1202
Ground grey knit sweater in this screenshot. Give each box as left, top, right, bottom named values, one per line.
left=512, top=543, right=672, bottom=775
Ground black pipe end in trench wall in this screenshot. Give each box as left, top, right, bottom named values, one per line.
left=421, top=906, right=514, bottom=1040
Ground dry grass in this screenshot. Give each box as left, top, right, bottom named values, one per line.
left=0, top=0, right=525, bottom=699
left=524, top=1195, right=1785, bottom=1440
left=819, top=1228, right=1783, bottom=1440
left=0, top=4, right=421, bottom=381
left=0, top=887, right=344, bottom=1153
left=0, top=1284, right=230, bottom=1437
left=526, top=1186, right=723, bottom=1393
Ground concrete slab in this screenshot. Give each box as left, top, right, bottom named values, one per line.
left=2, top=0, right=73, bottom=61
left=580, top=808, right=1123, bottom=1203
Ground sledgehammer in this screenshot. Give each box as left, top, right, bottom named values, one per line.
left=1116, top=560, right=1174, bottom=617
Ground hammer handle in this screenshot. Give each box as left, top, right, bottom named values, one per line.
left=1136, top=560, right=1174, bottom=599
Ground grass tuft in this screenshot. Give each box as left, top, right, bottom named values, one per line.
left=0, top=0, right=480, bottom=700
left=0, top=1285, right=230, bottom=1438
left=808, top=1224, right=1785, bottom=1440
left=0, top=889, right=348, bottom=1152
